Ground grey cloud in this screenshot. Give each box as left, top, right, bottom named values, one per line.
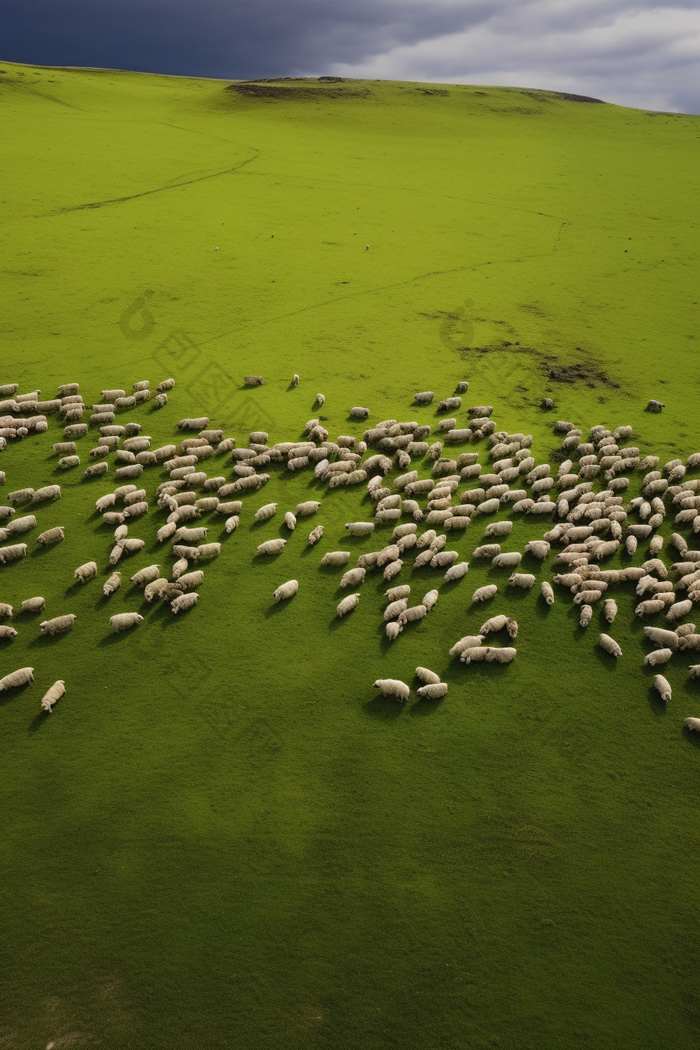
left=1, top=0, right=698, bottom=112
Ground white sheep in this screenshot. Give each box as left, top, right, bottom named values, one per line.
left=321, top=551, right=350, bottom=567
left=171, top=592, right=199, bottom=614
left=385, top=621, right=403, bottom=640
left=255, top=503, right=278, bottom=522
left=40, top=614, right=76, bottom=636
left=385, top=584, right=410, bottom=601
left=599, top=633, right=623, bottom=658
left=508, top=573, right=536, bottom=589
left=525, top=540, right=550, bottom=559
left=579, top=604, right=593, bottom=627
left=0, top=543, right=28, bottom=564
left=197, top=542, right=221, bottom=560
left=417, top=682, right=448, bottom=699
left=296, top=501, right=320, bottom=516
left=0, top=625, right=17, bottom=639
left=383, top=559, right=403, bottom=581
left=31, top=484, right=61, bottom=503
left=684, top=716, right=700, bottom=730
left=423, top=589, right=439, bottom=611
left=492, top=551, right=521, bottom=569
left=0, top=603, right=14, bottom=619
left=110, top=612, right=144, bottom=632
left=73, top=561, right=98, bottom=583
left=541, top=581, right=555, bottom=606
left=415, top=666, right=441, bottom=684
left=130, top=565, right=161, bottom=587
left=274, top=579, right=299, bottom=602
left=398, top=604, right=427, bottom=625
left=449, top=635, right=485, bottom=657
left=308, top=525, right=324, bottom=545
left=653, top=674, right=672, bottom=702
left=460, top=647, right=489, bottom=663
left=678, top=634, right=700, bottom=651
left=284, top=511, right=297, bottom=531
left=666, top=599, right=693, bottom=622
left=472, top=584, right=498, bottom=603
left=0, top=666, right=34, bottom=690
left=174, top=526, right=208, bottom=544
left=172, top=558, right=189, bottom=579
left=258, top=538, right=287, bottom=556
left=38, top=679, right=65, bottom=713
left=373, top=678, right=410, bottom=701
left=340, top=567, right=366, bottom=588
left=224, top=515, right=240, bottom=534
left=20, top=596, right=45, bottom=613
left=644, top=648, right=673, bottom=667
left=103, top=572, right=121, bottom=596
left=444, top=561, right=469, bottom=583
left=485, top=647, right=517, bottom=664
left=603, top=598, right=618, bottom=623
left=384, top=599, right=408, bottom=622
left=345, top=522, right=375, bottom=536
left=484, top=520, right=513, bottom=538
left=337, top=593, right=360, bottom=617
left=36, top=526, right=65, bottom=546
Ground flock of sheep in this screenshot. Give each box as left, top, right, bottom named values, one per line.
left=1, top=375, right=699, bottom=732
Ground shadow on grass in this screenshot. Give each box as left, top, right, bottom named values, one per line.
left=28, top=711, right=51, bottom=735
left=408, top=694, right=446, bottom=716
left=28, top=631, right=73, bottom=648
left=682, top=725, right=700, bottom=748
left=363, top=693, right=405, bottom=720
left=0, top=681, right=33, bottom=706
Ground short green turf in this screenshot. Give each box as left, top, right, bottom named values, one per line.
left=1, top=64, right=699, bottom=1050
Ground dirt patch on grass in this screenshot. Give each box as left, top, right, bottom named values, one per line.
left=227, top=81, right=372, bottom=101
left=416, top=88, right=450, bottom=97
left=546, top=361, right=618, bottom=387
left=458, top=341, right=620, bottom=389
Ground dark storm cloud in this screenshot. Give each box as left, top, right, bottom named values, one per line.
left=1, top=1, right=698, bottom=113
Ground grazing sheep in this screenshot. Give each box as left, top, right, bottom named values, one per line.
left=373, top=678, right=410, bottom=701
left=541, top=581, right=555, bottom=606
left=157, top=522, right=177, bottom=544
left=110, top=612, right=144, bottom=633
left=684, top=716, right=700, bottom=730
left=31, top=484, right=61, bottom=504
left=383, top=559, right=403, bottom=581
left=0, top=666, right=34, bottom=690
left=479, top=615, right=508, bottom=636
left=415, top=667, right=441, bottom=685
left=0, top=543, right=28, bottom=564
left=417, top=682, right=449, bottom=699
left=492, top=551, right=521, bottom=569
left=144, top=580, right=178, bottom=603
left=321, top=550, right=350, bottom=567
left=130, top=564, right=160, bottom=587
left=688, top=667, right=700, bottom=681
left=36, top=526, right=65, bottom=546
left=284, top=511, right=297, bottom=531
left=59, top=455, right=80, bottom=469
left=224, top=515, right=240, bottom=534
left=307, top=525, right=324, bottom=546
left=0, top=625, right=18, bottom=639
left=20, top=596, right=45, bottom=613
left=244, top=376, right=264, bottom=387
left=460, top=646, right=489, bottom=663
left=40, top=614, right=76, bottom=636
left=63, top=423, right=88, bottom=438
left=398, top=604, right=427, bottom=625
left=103, top=572, right=121, bottom=597
left=385, top=584, right=411, bottom=602
left=579, top=604, right=593, bottom=627
left=337, top=593, right=360, bottom=617
left=0, top=603, right=13, bottom=619
left=177, top=417, right=210, bottom=430
left=484, top=520, right=513, bottom=538
left=384, top=599, right=408, bottom=622
left=171, top=559, right=189, bottom=579
left=175, top=570, right=204, bottom=592
left=414, top=392, right=435, bottom=405
left=599, top=633, right=623, bottom=658
left=73, top=561, right=98, bottom=584
left=473, top=543, right=501, bottom=559
left=431, top=550, right=459, bottom=569
left=485, top=647, right=517, bottom=664
left=273, top=579, right=299, bottom=603
left=385, top=621, right=403, bottom=640
left=8, top=488, right=35, bottom=505
left=675, top=623, right=696, bottom=638
left=666, top=599, right=693, bottom=622
left=3, top=514, right=37, bottom=537
left=647, top=399, right=665, bottom=412
left=472, top=584, right=498, bottom=603
left=508, top=573, right=536, bottom=589
left=174, top=527, right=208, bottom=544
left=449, top=635, right=484, bottom=657
left=423, top=589, right=440, bottom=611
left=525, top=540, right=550, bottom=559
left=196, top=542, right=221, bottom=560
left=653, top=674, right=672, bottom=702
left=255, top=502, right=278, bottom=522
left=644, top=648, right=673, bottom=667
left=171, top=592, right=199, bottom=614
left=340, top=567, right=366, bottom=588
left=643, top=627, right=679, bottom=649
left=38, top=679, right=65, bottom=714
left=678, top=634, right=700, bottom=651
left=636, top=599, right=666, bottom=617
left=258, top=538, right=287, bottom=556
left=345, top=521, right=375, bottom=537
left=296, top=501, right=320, bottom=516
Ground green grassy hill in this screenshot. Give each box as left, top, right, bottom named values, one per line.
left=1, top=63, right=699, bottom=1050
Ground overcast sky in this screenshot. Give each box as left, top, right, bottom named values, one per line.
left=2, top=0, right=699, bottom=113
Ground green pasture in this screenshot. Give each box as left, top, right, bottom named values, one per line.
left=1, top=63, right=699, bottom=1050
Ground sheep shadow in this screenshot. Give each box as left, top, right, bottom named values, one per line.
left=30, top=543, right=61, bottom=559
left=647, top=687, right=668, bottom=716
left=28, top=633, right=70, bottom=648
left=0, top=681, right=33, bottom=706
left=408, top=693, right=446, bottom=716
left=363, top=693, right=405, bottom=720
left=264, top=600, right=293, bottom=619
left=28, top=710, right=54, bottom=734
left=592, top=646, right=620, bottom=673
left=682, top=725, right=700, bottom=749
